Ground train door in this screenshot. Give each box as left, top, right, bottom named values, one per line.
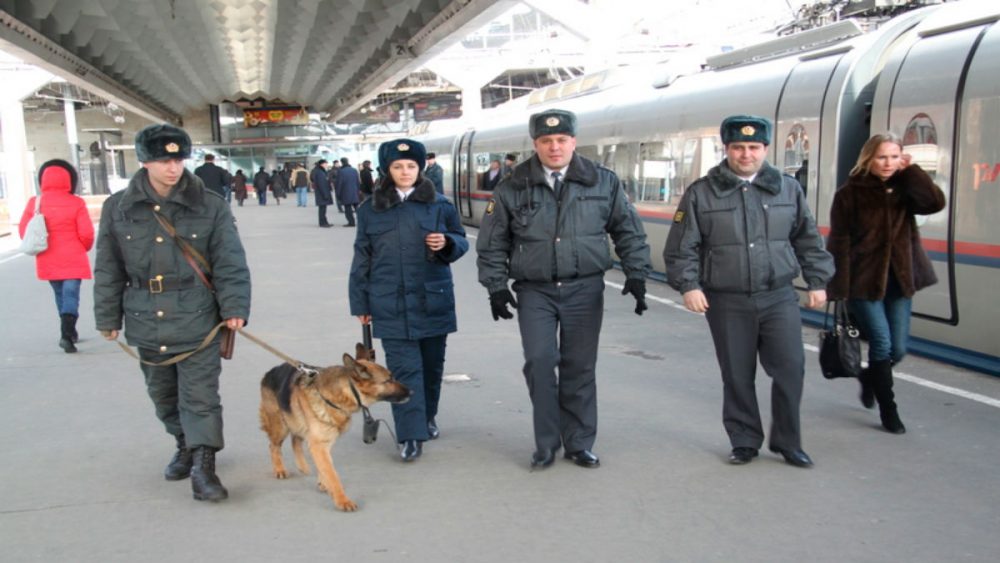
left=774, top=53, right=844, bottom=213
left=454, top=131, right=475, bottom=219
left=872, top=25, right=989, bottom=324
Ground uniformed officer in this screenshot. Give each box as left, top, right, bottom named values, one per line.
left=663, top=115, right=833, bottom=468
left=477, top=109, right=652, bottom=470
left=94, top=124, right=251, bottom=501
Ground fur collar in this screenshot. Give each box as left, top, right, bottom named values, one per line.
left=372, top=177, right=437, bottom=211
left=510, top=153, right=599, bottom=189
left=707, top=160, right=783, bottom=197
left=119, top=168, right=206, bottom=210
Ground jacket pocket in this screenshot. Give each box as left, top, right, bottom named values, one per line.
left=765, top=202, right=796, bottom=239
left=423, top=279, right=455, bottom=316
left=369, top=284, right=401, bottom=320
left=701, top=206, right=740, bottom=244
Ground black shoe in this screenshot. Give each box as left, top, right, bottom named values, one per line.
left=344, top=223, right=356, bottom=227
left=319, top=224, right=332, bottom=228
left=879, top=408, right=906, bottom=434
left=564, top=449, right=600, bottom=468
left=530, top=448, right=558, bottom=470
left=427, top=419, right=440, bottom=440
left=164, top=435, right=193, bottom=481
left=728, top=447, right=759, bottom=465
left=400, top=440, right=422, bottom=462
left=59, top=314, right=78, bottom=353
left=769, top=447, right=814, bottom=468
left=190, top=447, right=228, bottom=501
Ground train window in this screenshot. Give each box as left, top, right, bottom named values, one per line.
left=902, top=113, right=940, bottom=178
left=784, top=124, right=810, bottom=194
left=473, top=151, right=506, bottom=191
left=638, top=142, right=674, bottom=203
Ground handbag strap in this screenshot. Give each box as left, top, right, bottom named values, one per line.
left=152, top=210, right=214, bottom=291
left=34, top=193, right=42, bottom=214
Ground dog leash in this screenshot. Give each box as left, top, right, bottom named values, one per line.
left=112, top=321, right=228, bottom=367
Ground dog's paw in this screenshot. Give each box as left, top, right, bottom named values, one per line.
left=316, top=481, right=327, bottom=492
left=336, top=498, right=359, bottom=512
left=273, top=469, right=289, bottom=479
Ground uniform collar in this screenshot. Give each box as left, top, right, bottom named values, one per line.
left=373, top=177, right=436, bottom=211
left=707, top=160, right=782, bottom=196
left=511, top=153, right=598, bottom=189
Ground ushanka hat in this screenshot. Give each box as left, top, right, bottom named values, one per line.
left=378, top=138, right=426, bottom=173
left=529, top=109, right=577, bottom=139
left=720, top=115, right=772, bottom=146
left=134, top=123, right=192, bottom=162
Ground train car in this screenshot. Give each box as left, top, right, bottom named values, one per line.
left=421, top=1, right=1000, bottom=375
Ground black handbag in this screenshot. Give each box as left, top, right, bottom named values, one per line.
left=819, top=301, right=862, bottom=379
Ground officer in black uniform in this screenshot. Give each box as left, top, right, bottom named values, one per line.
left=477, top=109, right=652, bottom=470
left=663, top=115, right=833, bottom=468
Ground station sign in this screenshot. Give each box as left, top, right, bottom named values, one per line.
left=243, top=107, right=309, bottom=127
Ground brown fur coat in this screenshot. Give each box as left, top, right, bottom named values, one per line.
left=827, top=165, right=945, bottom=300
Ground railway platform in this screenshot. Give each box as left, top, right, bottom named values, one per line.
left=1, top=202, right=998, bottom=562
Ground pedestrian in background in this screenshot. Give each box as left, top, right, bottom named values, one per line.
left=826, top=132, right=945, bottom=434
left=311, top=159, right=333, bottom=227
left=360, top=160, right=375, bottom=201
left=425, top=152, right=444, bottom=194
left=253, top=166, right=269, bottom=206
left=269, top=168, right=287, bottom=205
left=18, top=159, right=94, bottom=353
left=349, top=138, right=468, bottom=462
left=336, top=157, right=361, bottom=227
left=193, top=154, right=231, bottom=200
left=290, top=162, right=310, bottom=207
left=664, top=115, right=834, bottom=468
left=94, top=124, right=251, bottom=502
left=477, top=109, right=652, bottom=470
left=232, top=169, right=248, bottom=206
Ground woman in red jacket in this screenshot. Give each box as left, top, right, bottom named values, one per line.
left=826, top=133, right=945, bottom=434
left=18, top=159, right=95, bottom=353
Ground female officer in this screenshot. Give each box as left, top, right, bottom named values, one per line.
left=827, top=133, right=945, bottom=434
left=348, top=139, right=468, bottom=461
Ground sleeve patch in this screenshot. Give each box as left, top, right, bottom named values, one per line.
left=486, top=199, right=496, bottom=215
left=672, top=210, right=684, bottom=223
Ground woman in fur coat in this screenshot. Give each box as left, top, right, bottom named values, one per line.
left=826, top=133, right=945, bottom=434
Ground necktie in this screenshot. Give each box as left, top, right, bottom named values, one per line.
left=551, top=171, right=563, bottom=200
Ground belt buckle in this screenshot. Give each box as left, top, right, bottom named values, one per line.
left=149, top=278, right=164, bottom=293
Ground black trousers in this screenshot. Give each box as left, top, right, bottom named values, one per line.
left=318, top=204, right=329, bottom=226
left=704, top=286, right=805, bottom=451
left=514, top=277, right=604, bottom=454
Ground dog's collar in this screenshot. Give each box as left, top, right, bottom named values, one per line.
left=317, top=378, right=374, bottom=426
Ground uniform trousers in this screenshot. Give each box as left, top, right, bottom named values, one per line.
left=382, top=335, right=447, bottom=442
left=704, top=286, right=804, bottom=452
left=514, top=276, right=604, bottom=454
left=139, top=337, right=224, bottom=450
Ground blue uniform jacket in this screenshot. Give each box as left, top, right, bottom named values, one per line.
left=349, top=178, right=468, bottom=340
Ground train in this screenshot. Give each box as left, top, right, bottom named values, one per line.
left=416, top=0, right=1000, bottom=376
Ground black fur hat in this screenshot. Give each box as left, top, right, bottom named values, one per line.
left=720, top=115, right=772, bottom=146
left=529, top=109, right=577, bottom=139
left=38, top=159, right=79, bottom=194
left=378, top=138, right=426, bottom=173
left=134, top=123, right=192, bottom=162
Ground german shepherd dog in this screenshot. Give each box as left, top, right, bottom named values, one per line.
left=259, top=343, right=410, bottom=511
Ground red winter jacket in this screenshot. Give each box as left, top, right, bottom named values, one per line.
left=18, top=165, right=94, bottom=280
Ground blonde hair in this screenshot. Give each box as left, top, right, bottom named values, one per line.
left=849, top=132, right=904, bottom=177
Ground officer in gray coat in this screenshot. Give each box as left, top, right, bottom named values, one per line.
left=477, top=109, right=652, bottom=470
left=94, top=124, right=251, bottom=501
left=663, top=115, right=833, bottom=468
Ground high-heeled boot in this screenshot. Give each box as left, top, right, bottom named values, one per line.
left=870, top=359, right=905, bottom=434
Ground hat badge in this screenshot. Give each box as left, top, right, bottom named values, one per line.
left=397, top=143, right=409, bottom=151
left=545, top=116, right=560, bottom=127
left=165, top=142, right=180, bottom=153
left=740, top=125, right=756, bottom=136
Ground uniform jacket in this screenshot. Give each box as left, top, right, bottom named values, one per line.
left=349, top=177, right=468, bottom=340
left=311, top=165, right=333, bottom=205
left=94, top=169, right=251, bottom=352
left=19, top=172, right=94, bottom=281
left=477, top=153, right=651, bottom=294
left=425, top=163, right=444, bottom=194
left=664, top=160, right=833, bottom=294
left=193, top=162, right=231, bottom=197
left=336, top=164, right=361, bottom=205
left=827, top=165, right=945, bottom=300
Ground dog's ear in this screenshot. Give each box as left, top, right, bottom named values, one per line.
left=344, top=352, right=373, bottom=380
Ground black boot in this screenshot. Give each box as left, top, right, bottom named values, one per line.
left=59, top=314, right=77, bottom=353
left=870, top=360, right=905, bottom=434
left=164, top=434, right=193, bottom=481
left=190, top=446, right=228, bottom=501
left=858, top=367, right=875, bottom=409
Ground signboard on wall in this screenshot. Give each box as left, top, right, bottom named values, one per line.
left=243, top=107, right=309, bottom=127
left=413, top=95, right=462, bottom=122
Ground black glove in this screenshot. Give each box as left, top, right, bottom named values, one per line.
left=489, top=289, right=518, bottom=321
left=621, top=279, right=647, bottom=316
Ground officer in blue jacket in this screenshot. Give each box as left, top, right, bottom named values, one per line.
left=348, top=139, right=469, bottom=462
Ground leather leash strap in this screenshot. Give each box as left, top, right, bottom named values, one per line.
left=114, top=321, right=227, bottom=367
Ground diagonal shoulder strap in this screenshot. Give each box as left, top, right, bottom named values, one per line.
left=152, top=210, right=214, bottom=291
